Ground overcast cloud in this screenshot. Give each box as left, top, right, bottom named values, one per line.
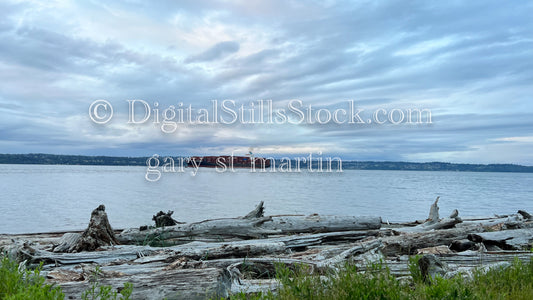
left=0, top=0, right=532, bottom=164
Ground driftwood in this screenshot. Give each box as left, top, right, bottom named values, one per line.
left=118, top=202, right=381, bottom=244
left=418, top=254, right=448, bottom=282
left=395, top=197, right=462, bottom=233
left=56, top=266, right=230, bottom=300
left=18, top=230, right=382, bottom=267
left=152, top=210, right=183, bottom=227
left=316, top=239, right=383, bottom=269
left=53, top=205, right=118, bottom=253
left=384, top=252, right=533, bottom=278
left=3, top=200, right=533, bottom=298
left=118, top=216, right=277, bottom=244
left=381, top=225, right=485, bottom=256
left=518, top=209, right=532, bottom=220
left=242, top=201, right=265, bottom=219
left=262, top=215, right=382, bottom=234
left=468, top=228, right=533, bottom=250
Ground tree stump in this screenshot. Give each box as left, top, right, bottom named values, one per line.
left=152, top=210, right=180, bottom=227
left=64, top=205, right=119, bottom=252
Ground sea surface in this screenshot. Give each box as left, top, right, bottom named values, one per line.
left=1, top=164, right=532, bottom=234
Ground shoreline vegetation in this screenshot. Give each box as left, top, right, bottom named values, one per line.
left=1, top=153, right=533, bottom=173
left=1, top=199, right=533, bottom=299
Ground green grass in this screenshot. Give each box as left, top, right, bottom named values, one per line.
left=232, top=257, right=533, bottom=300
left=1, top=255, right=133, bottom=300
left=4, top=251, right=532, bottom=300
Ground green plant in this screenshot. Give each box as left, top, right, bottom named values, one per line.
left=230, top=258, right=533, bottom=300
left=0, top=255, right=64, bottom=299
left=408, top=254, right=423, bottom=283
left=141, top=226, right=170, bottom=247
left=81, top=266, right=133, bottom=300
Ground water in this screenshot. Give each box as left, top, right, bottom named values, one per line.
left=1, top=164, right=532, bottom=234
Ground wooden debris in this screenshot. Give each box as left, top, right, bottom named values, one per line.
left=418, top=254, right=448, bottom=282
left=382, top=225, right=485, bottom=256
left=53, top=232, right=81, bottom=253
left=262, top=215, right=382, bottom=234
left=518, top=209, right=532, bottom=221
left=468, top=228, right=533, bottom=250
left=416, top=245, right=454, bottom=255
left=59, top=205, right=119, bottom=253
left=1, top=199, right=532, bottom=298
left=395, top=197, right=462, bottom=233
left=59, top=267, right=231, bottom=300
left=152, top=210, right=182, bottom=227
left=242, top=201, right=265, bottom=219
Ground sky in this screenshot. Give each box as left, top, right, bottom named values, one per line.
left=0, top=0, right=532, bottom=164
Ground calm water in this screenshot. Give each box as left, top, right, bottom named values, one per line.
left=1, top=164, right=532, bottom=234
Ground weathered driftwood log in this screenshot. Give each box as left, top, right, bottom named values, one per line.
left=384, top=252, right=533, bottom=278
left=2, top=240, right=41, bottom=263
left=53, top=205, right=118, bottom=253
left=53, top=233, right=81, bottom=253
left=19, top=230, right=382, bottom=267
left=54, top=267, right=231, bottom=300
left=118, top=216, right=277, bottom=244
left=118, top=201, right=381, bottom=244
left=395, top=197, right=462, bottom=233
left=381, top=225, right=485, bottom=256
left=316, top=239, right=383, bottom=269
left=242, top=201, right=265, bottom=219
left=468, top=228, right=533, bottom=250
left=261, top=214, right=381, bottom=234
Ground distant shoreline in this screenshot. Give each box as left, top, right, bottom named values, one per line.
left=1, top=153, right=532, bottom=173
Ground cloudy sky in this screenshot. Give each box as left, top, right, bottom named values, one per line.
left=1, top=0, right=532, bottom=164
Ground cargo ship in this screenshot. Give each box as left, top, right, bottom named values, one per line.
left=186, top=154, right=271, bottom=169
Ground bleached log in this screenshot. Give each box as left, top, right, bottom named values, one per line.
left=397, top=217, right=462, bottom=233
left=118, top=214, right=381, bottom=244
left=53, top=233, right=81, bottom=253
left=55, top=267, right=231, bottom=300
left=118, top=216, right=277, bottom=244
left=381, top=225, right=485, bottom=256
left=384, top=252, right=533, bottom=277
left=316, top=239, right=383, bottom=269
left=468, top=228, right=533, bottom=250
left=21, top=229, right=381, bottom=267
left=261, top=215, right=382, bottom=234
left=394, top=197, right=462, bottom=233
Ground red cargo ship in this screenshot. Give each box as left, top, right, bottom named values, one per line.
left=187, top=155, right=271, bottom=169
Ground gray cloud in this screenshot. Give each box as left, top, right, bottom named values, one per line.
left=185, top=41, right=240, bottom=63
left=0, top=1, right=532, bottom=164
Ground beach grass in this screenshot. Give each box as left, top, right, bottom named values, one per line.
left=0, top=256, right=132, bottom=300
left=3, top=254, right=533, bottom=299
left=232, top=257, right=533, bottom=300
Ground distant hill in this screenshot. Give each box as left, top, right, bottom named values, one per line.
left=341, top=161, right=533, bottom=173
left=0, top=153, right=149, bottom=166
left=0, top=153, right=532, bottom=173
